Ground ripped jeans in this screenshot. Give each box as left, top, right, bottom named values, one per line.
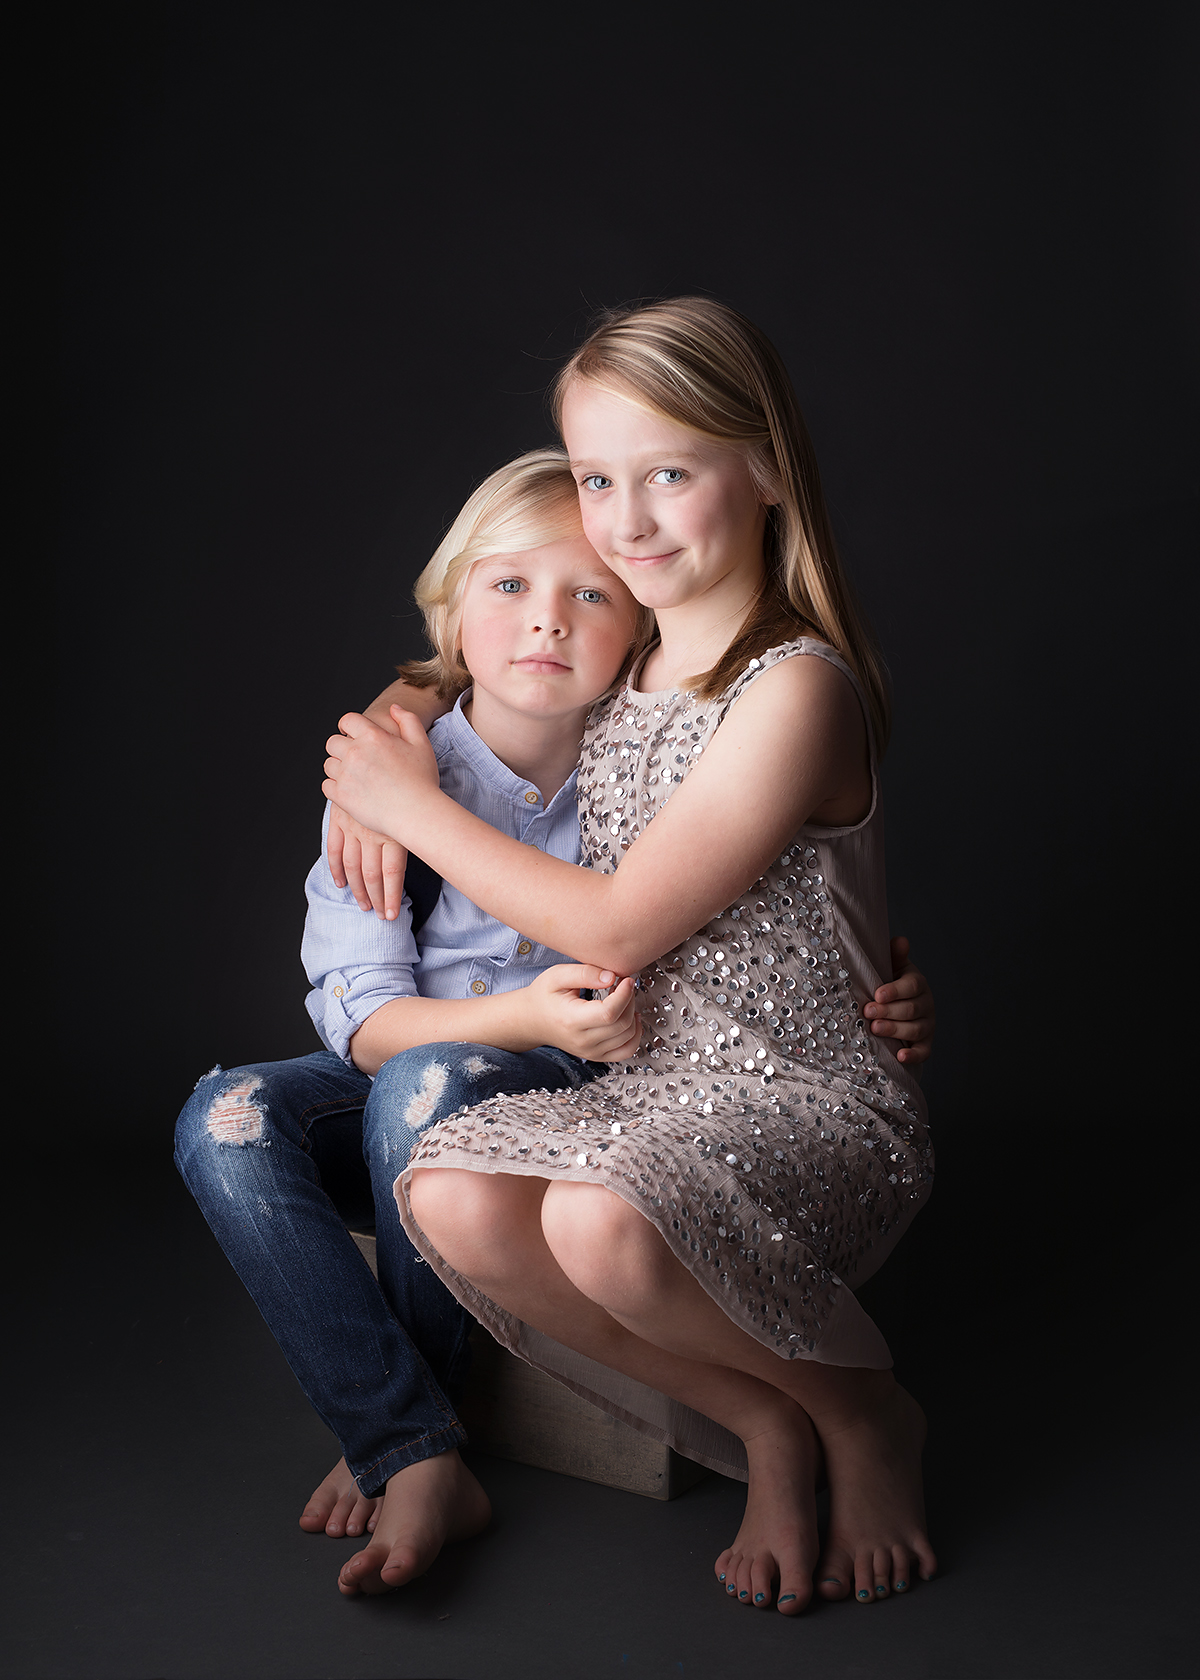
left=174, top=1041, right=600, bottom=1496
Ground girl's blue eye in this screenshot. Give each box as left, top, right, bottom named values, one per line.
left=652, top=468, right=686, bottom=485
left=497, top=579, right=523, bottom=593
left=581, top=474, right=611, bottom=492
left=576, top=588, right=606, bottom=603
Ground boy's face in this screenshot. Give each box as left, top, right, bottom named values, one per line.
left=459, top=536, right=641, bottom=723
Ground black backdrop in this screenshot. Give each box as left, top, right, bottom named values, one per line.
left=55, top=4, right=1195, bottom=1384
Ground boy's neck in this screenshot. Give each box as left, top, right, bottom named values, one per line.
left=461, top=690, right=589, bottom=806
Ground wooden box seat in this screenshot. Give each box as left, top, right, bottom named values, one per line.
left=348, top=1228, right=707, bottom=1501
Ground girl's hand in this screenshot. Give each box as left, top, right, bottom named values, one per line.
left=327, top=805, right=409, bottom=921
left=523, top=965, right=643, bottom=1063
left=323, top=707, right=440, bottom=841
left=863, top=936, right=936, bottom=1066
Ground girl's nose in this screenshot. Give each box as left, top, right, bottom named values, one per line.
left=613, top=488, right=656, bottom=545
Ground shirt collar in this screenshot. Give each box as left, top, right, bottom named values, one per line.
left=434, top=690, right=579, bottom=812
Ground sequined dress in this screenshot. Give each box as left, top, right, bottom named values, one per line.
left=397, top=639, right=933, bottom=1480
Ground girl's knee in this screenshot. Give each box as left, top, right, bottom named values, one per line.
left=409, top=1168, right=543, bottom=1275
left=542, top=1183, right=668, bottom=1306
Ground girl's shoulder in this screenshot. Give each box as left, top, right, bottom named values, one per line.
left=718, top=635, right=857, bottom=711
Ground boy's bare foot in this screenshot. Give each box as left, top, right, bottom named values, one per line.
left=338, top=1448, right=491, bottom=1596
left=814, top=1378, right=937, bottom=1603
left=299, top=1456, right=380, bottom=1538
left=714, top=1399, right=822, bottom=1615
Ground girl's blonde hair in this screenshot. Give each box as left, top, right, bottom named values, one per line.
left=551, top=297, right=891, bottom=750
left=399, top=447, right=652, bottom=698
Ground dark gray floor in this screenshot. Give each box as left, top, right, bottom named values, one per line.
left=6, top=1156, right=1194, bottom=1680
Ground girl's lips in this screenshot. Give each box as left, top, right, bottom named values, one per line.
left=612, top=550, right=682, bottom=567
left=513, top=657, right=572, bottom=673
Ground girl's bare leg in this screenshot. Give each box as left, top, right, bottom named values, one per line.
left=410, top=1168, right=824, bottom=1613
left=411, top=1170, right=936, bottom=1608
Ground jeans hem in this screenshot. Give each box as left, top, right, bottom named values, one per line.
left=352, top=1420, right=470, bottom=1497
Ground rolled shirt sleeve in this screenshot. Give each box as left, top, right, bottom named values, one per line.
left=301, top=803, right=420, bottom=1063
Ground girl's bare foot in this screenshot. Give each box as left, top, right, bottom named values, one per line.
left=814, top=1378, right=937, bottom=1603
left=338, top=1448, right=491, bottom=1596
left=299, top=1456, right=380, bottom=1538
left=714, top=1399, right=822, bottom=1615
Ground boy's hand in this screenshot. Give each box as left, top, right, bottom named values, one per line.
left=328, top=805, right=409, bottom=921
left=525, top=965, right=642, bottom=1062
left=863, top=935, right=936, bottom=1066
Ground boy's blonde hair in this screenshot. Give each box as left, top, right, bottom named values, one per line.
left=400, top=448, right=652, bottom=698
left=551, top=297, right=891, bottom=750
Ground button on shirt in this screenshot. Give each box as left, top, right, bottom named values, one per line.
left=302, top=695, right=582, bottom=1063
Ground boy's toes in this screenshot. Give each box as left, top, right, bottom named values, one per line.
left=325, top=1490, right=361, bottom=1537
left=344, top=1492, right=378, bottom=1537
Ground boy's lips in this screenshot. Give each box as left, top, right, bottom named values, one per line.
left=512, top=655, right=572, bottom=673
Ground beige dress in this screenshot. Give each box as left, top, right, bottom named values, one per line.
left=397, top=639, right=933, bottom=1481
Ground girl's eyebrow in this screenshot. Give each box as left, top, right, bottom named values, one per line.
left=569, top=447, right=705, bottom=469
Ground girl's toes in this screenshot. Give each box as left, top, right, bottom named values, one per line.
left=854, top=1553, right=876, bottom=1603
left=816, top=1549, right=853, bottom=1599
left=890, top=1544, right=911, bottom=1593
left=749, top=1556, right=775, bottom=1608
left=872, top=1546, right=892, bottom=1598
left=776, top=1568, right=811, bottom=1615
left=715, top=1549, right=736, bottom=1593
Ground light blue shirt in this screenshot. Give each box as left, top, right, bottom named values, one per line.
left=302, top=694, right=582, bottom=1063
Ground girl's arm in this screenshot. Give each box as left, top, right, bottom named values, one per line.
left=329, top=678, right=458, bottom=918
left=324, top=655, right=867, bottom=976
left=348, top=966, right=639, bottom=1076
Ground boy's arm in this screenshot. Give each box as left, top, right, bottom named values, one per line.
left=348, top=966, right=640, bottom=1076
left=329, top=678, right=458, bottom=918
left=865, top=936, right=936, bottom=1066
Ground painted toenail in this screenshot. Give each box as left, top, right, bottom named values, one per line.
left=857, top=1589, right=871, bottom=1600
left=821, top=1577, right=840, bottom=1584
left=779, top=1593, right=797, bottom=1604
left=727, top=1583, right=737, bottom=1594
left=754, top=1593, right=765, bottom=1603
left=739, top=1590, right=749, bottom=1599
left=718, top=1573, right=726, bottom=1582
left=894, top=1580, right=908, bottom=1592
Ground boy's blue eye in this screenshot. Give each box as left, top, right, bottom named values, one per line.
left=581, top=474, right=611, bottom=492
left=497, top=579, right=523, bottom=593
left=652, top=468, right=686, bottom=485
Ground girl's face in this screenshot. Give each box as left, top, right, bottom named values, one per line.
left=560, top=380, right=768, bottom=613
left=457, top=535, right=641, bottom=723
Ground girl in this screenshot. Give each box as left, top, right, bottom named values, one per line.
left=322, top=297, right=937, bottom=1615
